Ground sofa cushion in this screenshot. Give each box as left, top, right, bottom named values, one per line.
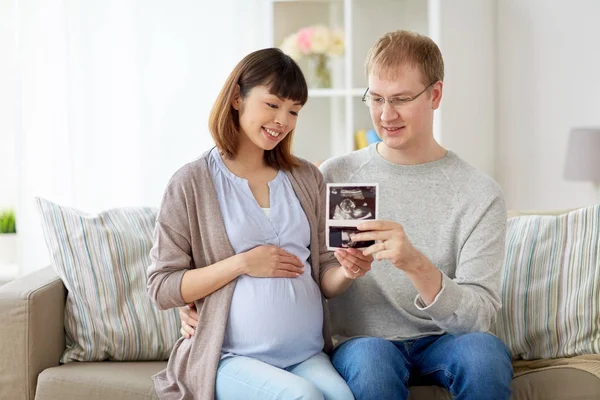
left=34, top=361, right=600, bottom=400
left=509, top=367, right=600, bottom=400
left=36, top=362, right=165, bottom=400
left=409, top=367, right=600, bottom=399
left=495, top=205, right=600, bottom=360
left=36, top=198, right=180, bottom=363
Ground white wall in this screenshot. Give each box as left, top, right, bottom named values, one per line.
left=0, top=0, right=17, bottom=210
left=438, top=0, right=496, bottom=179
left=497, top=0, right=600, bottom=210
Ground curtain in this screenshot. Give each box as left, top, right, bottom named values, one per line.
left=13, top=0, right=256, bottom=274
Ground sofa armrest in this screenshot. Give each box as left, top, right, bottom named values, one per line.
left=0, top=266, right=66, bottom=400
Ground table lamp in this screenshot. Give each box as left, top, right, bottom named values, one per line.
left=564, top=127, right=600, bottom=203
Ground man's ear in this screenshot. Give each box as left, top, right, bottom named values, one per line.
left=231, top=84, right=242, bottom=110
left=431, top=81, right=443, bottom=110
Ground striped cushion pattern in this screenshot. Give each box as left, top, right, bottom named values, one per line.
left=495, top=205, right=600, bottom=360
left=36, top=197, right=180, bottom=363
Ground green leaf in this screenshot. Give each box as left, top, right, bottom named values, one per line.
left=0, top=208, right=17, bottom=234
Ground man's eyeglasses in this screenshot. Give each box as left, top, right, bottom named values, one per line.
left=361, top=81, right=437, bottom=109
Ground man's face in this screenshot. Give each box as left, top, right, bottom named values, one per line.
left=366, top=65, right=442, bottom=152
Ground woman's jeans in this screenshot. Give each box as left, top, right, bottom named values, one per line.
left=216, top=351, right=354, bottom=400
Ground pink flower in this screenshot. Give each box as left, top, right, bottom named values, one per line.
left=296, top=27, right=315, bottom=55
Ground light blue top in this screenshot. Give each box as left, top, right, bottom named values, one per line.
left=208, top=148, right=324, bottom=368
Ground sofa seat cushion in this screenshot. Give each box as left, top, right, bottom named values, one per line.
left=34, top=360, right=600, bottom=400
left=408, top=366, right=600, bottom=400
left=35, top=361, right=165, bottom=400
left=510, top=367, right=600, bottom=400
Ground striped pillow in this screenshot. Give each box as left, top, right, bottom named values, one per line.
left=495, top=205, right=600, bottom=360
left=36, top=197, right=180, bottom=363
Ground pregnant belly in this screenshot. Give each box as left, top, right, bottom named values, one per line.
left=222, top=273, right=324, bottom=366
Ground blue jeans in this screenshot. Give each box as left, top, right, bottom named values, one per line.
left=215, top=351, right=355, bottom=400
left=332, top=333, right=512, bottom=400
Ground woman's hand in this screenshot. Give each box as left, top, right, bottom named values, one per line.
left=321, top=248, right=373, bottom=298
left=179, top=303, right=198, bottom=339
left=241, top=245, right=305, bottom=278
left=334, top=247, right=373, bottom=279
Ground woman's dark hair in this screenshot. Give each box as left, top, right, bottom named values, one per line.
left=209, top=48, right=308, bottom=170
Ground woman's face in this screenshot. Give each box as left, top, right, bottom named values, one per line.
left=233, top=85, right=303, bottom=152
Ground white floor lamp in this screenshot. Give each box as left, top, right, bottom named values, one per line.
left=564, top=127, right=600, bottom=205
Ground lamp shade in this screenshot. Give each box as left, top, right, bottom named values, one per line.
left=564, top=127, right=600, bottom=182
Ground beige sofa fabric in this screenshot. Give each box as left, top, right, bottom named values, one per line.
left=510, top=367, right=600, bottom=399
left=33, top=361, right=600, bottom=400
left=410, top=369, right=600, bottom=399
left=0, top=267, right=66, bottom=400
left=409, top=367, right=600, bottom=399
left=36, top=362, right=165, bottom=400
left=3, top=262, right=600, bottom=400
left=513, top=354, right=600, bottom=380
left=0, top=266, right=66, bottom=400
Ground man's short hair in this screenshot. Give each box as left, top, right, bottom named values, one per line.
left=365, top=30, right=444, bottom=85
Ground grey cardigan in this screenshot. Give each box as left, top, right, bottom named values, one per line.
left=147, top=151, right=338, bottom=400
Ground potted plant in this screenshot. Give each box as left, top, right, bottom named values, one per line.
left=0, top=208, right=17, bottom=266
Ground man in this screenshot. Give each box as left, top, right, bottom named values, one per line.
left=319, top=30, right=512, bottom=399
left=180, top=30, right=513, bottom=399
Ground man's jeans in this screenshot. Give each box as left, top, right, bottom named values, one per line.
left=332, top=332, right=513, bottom=400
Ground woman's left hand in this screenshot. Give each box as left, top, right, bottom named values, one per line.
left=334, top=247, right=373, bottom=279
left=179, top=303, right=198, bottom=339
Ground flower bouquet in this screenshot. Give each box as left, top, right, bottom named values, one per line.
left=280, top=25, right=345, bottom=88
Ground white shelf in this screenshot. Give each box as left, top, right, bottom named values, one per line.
left=261, top=0, right=435, bottom=161
left=308, top=88, right=366, bottom=97
left=255, top=0, right=496, bottom=174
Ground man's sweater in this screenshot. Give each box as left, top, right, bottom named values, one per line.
left=320, top=144, right=507, bottom=344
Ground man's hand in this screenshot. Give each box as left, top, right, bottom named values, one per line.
left=334, top=247, right=373, bottom=279
left=352, top=220, right=442, bottom=305
left=179, top=303, right=198, bottom=339
left=352, top=221, right=421, bottom=273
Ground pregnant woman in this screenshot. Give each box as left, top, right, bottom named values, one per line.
left=147, top=48, right=371, bottom=400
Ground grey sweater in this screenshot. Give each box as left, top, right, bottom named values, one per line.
left=147, top=151, right=337, bottom=400
left=320, top=144, right=507, bottom=344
